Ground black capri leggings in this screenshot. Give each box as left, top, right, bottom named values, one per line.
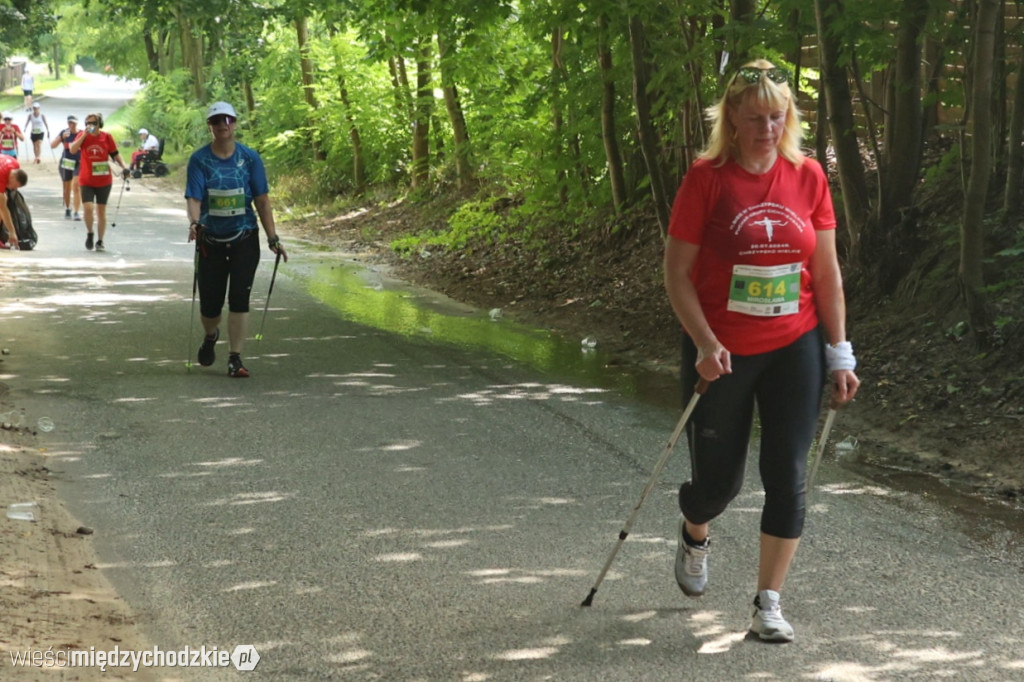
left=678, top=327, right=825, bottom=539
left=197, top=232, right=261, bottom=318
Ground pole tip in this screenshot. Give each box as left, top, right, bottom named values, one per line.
left=580, top=589, right=596, bottom=607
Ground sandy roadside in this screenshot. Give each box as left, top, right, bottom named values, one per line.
left=0, top=390, right=157, bottom=680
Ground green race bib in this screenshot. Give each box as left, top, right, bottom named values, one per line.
left=92, top=161, right=111, bottom=176
left=727, top=263, right=801, bottom=317
left=208, top=188, right=246, bottom=217
left=61, top=157, right=76, bottom=171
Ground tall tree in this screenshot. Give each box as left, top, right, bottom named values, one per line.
left=596, top=13, right=627, bottom=213
left=294, top=14, right=325, bottom=161
left=961, top=0, right=999, bottom=347
left=436, top=26, right=473, bottom=190
left=411, top=36, right=433, bottom=189
left=1004, top=28, right=1024, bottom=216
left=879, top=0, right=930, bottom=231
left=814, top=0, right=872, bottom=258
left=628, top=14, right=670, bottom=234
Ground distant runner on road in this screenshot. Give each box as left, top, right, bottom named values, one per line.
left=69, top=112, right=128, bottom=252
left=24, top=102, right=49, bottom=165
left=21, top=71, right=34, bottom=111
left=52, top=115, right=82, bottom=220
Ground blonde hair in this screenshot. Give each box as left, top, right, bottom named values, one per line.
left=700, top=59, right=804, bottom=167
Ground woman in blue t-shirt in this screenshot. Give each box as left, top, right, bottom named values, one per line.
left=185, top=101, right=288, bottom=378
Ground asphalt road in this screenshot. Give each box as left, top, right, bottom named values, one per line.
left=3, top=78, right=1023, bottom=681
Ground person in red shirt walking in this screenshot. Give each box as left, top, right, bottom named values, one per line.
left=0, top=154, right=28, bottom=248
left=0, top=113, right=24, bottom=159
left=69, top=112, right=128, bottom=252
left=663, top=59, right=860, bottom=643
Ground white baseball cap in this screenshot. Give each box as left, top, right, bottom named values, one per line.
left=138, top=128, right=149, bottom=135
left=32, top=102, right=40, bottom=109
left=206, top=101, right=238, bottom=120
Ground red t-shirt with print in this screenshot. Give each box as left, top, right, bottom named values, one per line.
left=667, top=155, right=836, bottom=356
left=74, top=130, right=120, bottom=188
left=0, top=124, right=21, bottom=154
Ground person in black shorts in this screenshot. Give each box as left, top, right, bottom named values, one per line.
left=52, top=115, right=82, bottom=220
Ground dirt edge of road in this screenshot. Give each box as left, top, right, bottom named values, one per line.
left=0, top=422, right=156, bottom=680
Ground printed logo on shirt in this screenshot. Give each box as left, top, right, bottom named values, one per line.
left=729, top=202, right=806, bottom=258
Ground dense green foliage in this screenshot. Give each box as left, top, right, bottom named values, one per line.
left=26, top=0, right=1023, bottom=345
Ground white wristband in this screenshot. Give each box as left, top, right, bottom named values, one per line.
left=825, top=341, right=856, bottom=372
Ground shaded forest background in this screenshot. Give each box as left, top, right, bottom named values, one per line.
left=10, top=0, right=1024, bottom=499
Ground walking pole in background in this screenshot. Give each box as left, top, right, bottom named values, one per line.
left=806, top=397, right=841, bottom=493
left=254, top=251, right=282, bottom=342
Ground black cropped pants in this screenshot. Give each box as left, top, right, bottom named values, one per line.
left=197, top=231, right=260, bottom=318
left=678, top=328, right=825, bottom=539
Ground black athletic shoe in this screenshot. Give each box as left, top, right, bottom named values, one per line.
left=197, top=329, right=219, bottom=367
left=95, top=240, right=105, bottom=252
left=85, top=232, right=94, bottom=250
left=227, top=353, right=250, bottom=378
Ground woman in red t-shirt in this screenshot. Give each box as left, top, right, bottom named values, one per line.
left=663, top=59, right=860, bottom=643
left=69, top=112, right=128, bottom=252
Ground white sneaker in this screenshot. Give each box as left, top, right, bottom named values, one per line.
left=674, top=517, right=709, bottom=597
left=750, top=589, right=795, bottom=642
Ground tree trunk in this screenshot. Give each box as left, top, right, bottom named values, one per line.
left=338, top=77, right=366, bottom=193
left=179, top=15, right=205, bottom=102
left=815, top=81, right=828, bottom=164
left=878, top=0, right=929, bottom=231
left=142, top=34, right=159, bottom=73
left=437, top=33, right=473, bottom=191
left=411, top=38, right=432, bottom=190
left=597, top=15, right=627, bottom=213
left=960, top=0, right=998, bottom=347
left=1004, top=54, right=1024, bottom=215
left=993, top=7, right=1007, bottom=169
left=243, top=79, right=255, bottom=119
left=814, top=0, right=871, bottom=256
left=387, top=31, right=415, bottom=122
left=295, top=15, right=324, bottom=161
left=628, top=15, right=671, bottom=235
left=729, top=0, right=756, bottom=63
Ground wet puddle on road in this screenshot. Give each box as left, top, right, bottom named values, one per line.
left=291, top=257, right=680, bottom=402
left=291, top=255, right=1024, bottom=562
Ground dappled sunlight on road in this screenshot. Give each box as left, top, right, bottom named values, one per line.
left=441, top=382, right=609, bottom=407
left=819, top=481, right=894, bottom=497
left=204, top=491, right=292, bottom=506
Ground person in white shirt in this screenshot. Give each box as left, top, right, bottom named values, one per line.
left=21, top=71, right=34, bottom=111
left=129, top=128, right=160, bottom=171
left=24, top=103, right=49, bottom=164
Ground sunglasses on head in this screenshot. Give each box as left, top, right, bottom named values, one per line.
left=733, top=66, right=790, bottom=86
left=207, top=114, right=236, bottom=126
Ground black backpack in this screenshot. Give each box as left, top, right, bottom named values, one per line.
left=4, top=189, right=37, bottom=250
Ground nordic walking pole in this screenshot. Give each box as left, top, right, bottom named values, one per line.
left=254, top=251, right=282, bottom=341
left=581, top=377, right=711, bottom=607
left=111, top=174, right=129, bottom=227
left=185, top=240, right=200, bottom=372
left=806, top=397, right=841, bottom=492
